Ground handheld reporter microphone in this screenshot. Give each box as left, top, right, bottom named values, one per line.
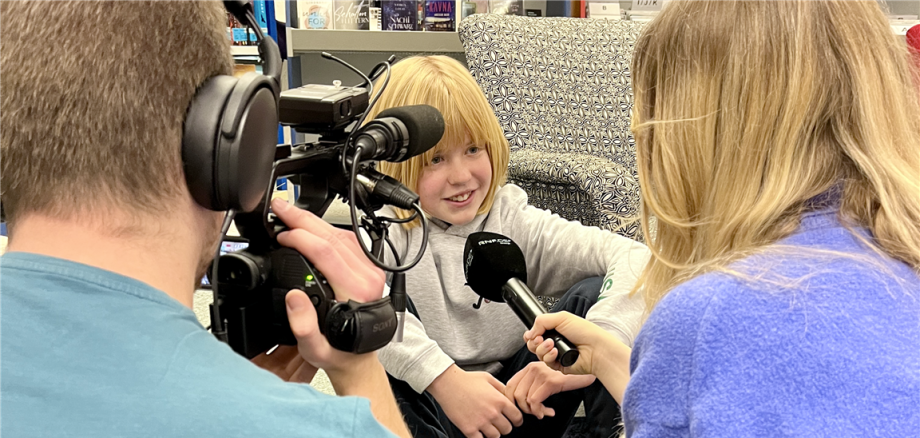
left=463, top=232, right=580, bottom=367
left=353, top=104, right=445, bottom=163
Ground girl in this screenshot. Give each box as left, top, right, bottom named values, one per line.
left=369, top=55, right=650, bottom=438
left=525, top=1, right=920, bottom=437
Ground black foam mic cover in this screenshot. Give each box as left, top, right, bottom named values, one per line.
left=463, top=232, right=528, bottom=302
left=376, top=105, right=445, bottom=161
left=463, top=231, right=580, bottom=368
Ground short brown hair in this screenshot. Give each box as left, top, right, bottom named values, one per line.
left=0, top=1, right=233, bottom=226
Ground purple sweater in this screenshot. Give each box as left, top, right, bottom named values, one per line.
left=624, top=210, right=920, bottom=437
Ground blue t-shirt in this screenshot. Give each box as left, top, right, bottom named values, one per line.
left=0, top=253, right=397, bottom=437
left=623, top=210, right=920, bottom=437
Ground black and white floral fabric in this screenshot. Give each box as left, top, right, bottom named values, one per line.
left=459, top=15, right=646, bottom=240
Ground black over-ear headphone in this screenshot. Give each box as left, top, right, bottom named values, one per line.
left=183, top=0, right=283, bottom=212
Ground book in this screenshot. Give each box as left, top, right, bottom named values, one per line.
left=424, top=0, right=455, bottom=32
left=382, top=0, right=418, bottom=31
left=253, top=0, right=270, bottom=32
left=297, top=0, right=334, bottom=29
left=489, top=0, right=523, bottom=16
left=471, top=0, right=490, bottom=14
left=586, top=2, right=620, bottom=20
left=228, top=13, right=253, bottom=46
left=334, top=0, right=371, bottom=30
left=369, top=6, right=382, bottom=31
left=631, top=0, right=667, bottom=12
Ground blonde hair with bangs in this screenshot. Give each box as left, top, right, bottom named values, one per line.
left=631, top=1, right=920, bottom=311
left=367, top=56, right=510, bottom=227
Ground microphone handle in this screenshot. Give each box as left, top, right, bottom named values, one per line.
left=502, top=278, right=580, bottom=368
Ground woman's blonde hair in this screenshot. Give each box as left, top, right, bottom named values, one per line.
left=366, top=55, right=510, bottom=226
left=630, top=0, right=920, bottom=311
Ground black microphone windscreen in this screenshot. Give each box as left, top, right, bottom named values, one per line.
left=377, top=105, right=445, bottom=161
left=463, top=232, right=528, bottom=302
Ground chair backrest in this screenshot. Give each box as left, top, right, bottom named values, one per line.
left=459, top=14, right=646, bottom=174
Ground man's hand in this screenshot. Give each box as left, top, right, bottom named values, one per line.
left=504, top=361, right=596, bottom=419
left=251, top=346, right=318, bottom=383
left=427, top=365, right=524, bottom=438
left=270, top=199, right=411, bottom=438
left=270, top=198, right=386, bottom=373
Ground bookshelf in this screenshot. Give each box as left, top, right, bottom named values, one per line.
left=231, top=46, right=262, bottom=56
left=290, top=28, right=463, bottom=53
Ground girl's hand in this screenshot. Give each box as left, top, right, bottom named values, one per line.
left=503, top=361, right=596, bottom=419
left=427, top=365, right=523, bottom=438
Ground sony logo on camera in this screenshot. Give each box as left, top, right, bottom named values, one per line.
left=373, top=319, right=395, bottom=333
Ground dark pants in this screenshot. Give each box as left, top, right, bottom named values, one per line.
left=389, top=277, right=622, bottom=438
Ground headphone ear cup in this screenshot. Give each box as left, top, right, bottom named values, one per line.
left=214, top=73, right=279, bottom=212
left=183, top=73, right=278, bottom=212
left=183, top=75, right=240, bottom=211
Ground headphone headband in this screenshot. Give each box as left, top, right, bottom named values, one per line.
left=223, top=0, right=282, bottom=87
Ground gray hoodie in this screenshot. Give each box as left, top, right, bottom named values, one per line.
left=379, top=184, right=648, bottom=393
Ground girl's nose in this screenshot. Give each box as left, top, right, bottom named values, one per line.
left=446, top=162, right=472, bottom=185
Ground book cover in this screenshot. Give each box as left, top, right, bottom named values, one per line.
left=470, top=0, right=490, bottom=14
left=253, top=0, right=270, bottom=31
left=297, top=0, right=334, bottom=29
left=369, top=6, right=382, bottom=31
left=424, top=0, right=455, bottom=32
left=228, top=13, right=253, bottom=46
left=382, top=0, right=418, bottom=31
left=334, top=0, right=371, bottom=30
left=489, top=0, right=523, bottom=16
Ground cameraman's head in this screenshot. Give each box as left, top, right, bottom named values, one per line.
left=1, top=2, right=232, bottom=270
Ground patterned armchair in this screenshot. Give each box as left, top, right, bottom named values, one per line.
left=459, top=15, right=646, bottom=241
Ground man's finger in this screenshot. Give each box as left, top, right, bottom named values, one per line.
left=286, top=289, right=329, bottom=359
left=272, top=199, right=379, bottom=283
left=277, top=228, right=381, bottom=303
left=271, top=198, right=331, bottom=231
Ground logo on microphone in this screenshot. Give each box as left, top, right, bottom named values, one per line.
left=477, top=238, right=512, bottom=246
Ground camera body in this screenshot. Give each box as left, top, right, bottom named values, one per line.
left=211, top=81, right=399, bottom=359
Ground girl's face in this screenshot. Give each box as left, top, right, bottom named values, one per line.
left=416, top=136, right=492, bottom=226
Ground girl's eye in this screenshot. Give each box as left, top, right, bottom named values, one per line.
left=467, top=146, right=482, bottom=154
left=430, top=156, right=443, bottom=165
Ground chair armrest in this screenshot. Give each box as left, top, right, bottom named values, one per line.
left=508, top=150, right=643, bottom=240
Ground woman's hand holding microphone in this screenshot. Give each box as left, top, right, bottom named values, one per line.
left=523, top=311, right=633, bottom=405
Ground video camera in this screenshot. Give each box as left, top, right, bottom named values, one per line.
left=211, top=54, right=442, bottom=359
